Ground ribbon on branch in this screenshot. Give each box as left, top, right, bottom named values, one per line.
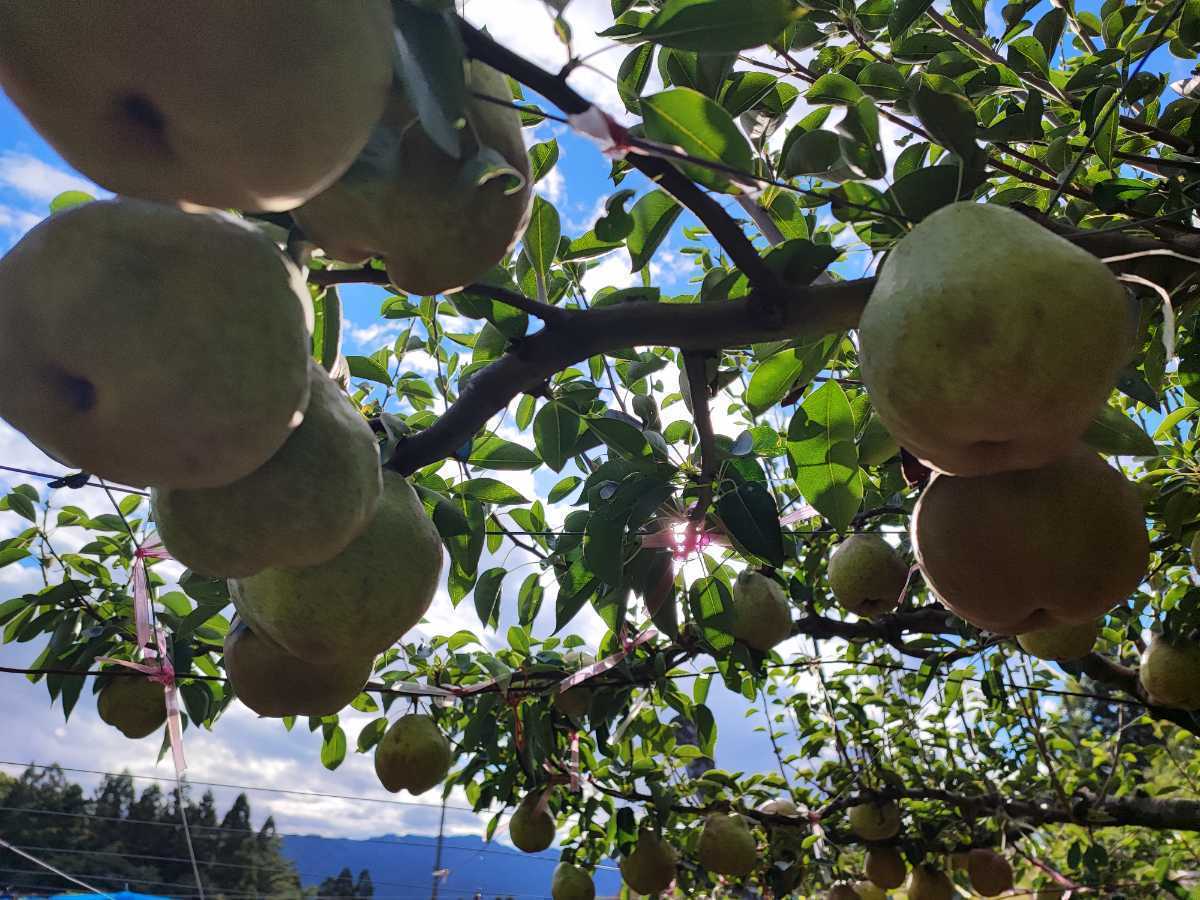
left=556, top=628, right=659, bottom=694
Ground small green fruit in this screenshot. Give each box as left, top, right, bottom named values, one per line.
left=224, top=618, right=372, bottom=718
left=730, top=571, right=793, bottom=652
left=908, top=865, right=954, bottom=900
left=697, top=812, right=757, bottom=877
left=153, top=360, right=382, bottom=577
left=1017, top=620, right=1100, bottom=662
left=553, top=650, right=594, bottom=720
left=865, top=846, right=906, bottom=889
left=967, top=849, right=1014, bottom=897
left=620, top=828, right=678, bottom=895
left=374, top=714, right=452, bottom=795
left=828, top=534, right=909, bottom=618
left=1139, top=635, right=1200, bottom=710
left=510, top=792, right=556, bottom=854
left=550, top=862, right=595, bottom=900
left=848, top=801, right=901, bottom=841
left=97, top=676, right=166, bottom=739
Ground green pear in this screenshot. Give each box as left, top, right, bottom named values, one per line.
left=230, top=471, right=442, bottom=663
left=908, top=865, right=954, bottom=900
left=853, top=882, right=886, bottom=900
left=153, top=361, right=382, bottom=577
left=620, top=828, right=678, bottom=895
left=865, top=846, right=906, bottom=889
left=913, top=447, right=1148, bottom=634
left=375, top=714, right=453, bottom=795
left=0, top=2, right=394, bottom=211
left=97, top=676, right=166, bottom=739
left=697, top=812, right=757, bottom=877
left=509, top=792, right=556, bottom=853
left=859, top=202, right=1132, bottom=476
left=1017, top=619, right=1100, bottom=662
left=223, top=618, right=372, bottom=719
left=0, top=198, right=312, bottom=488
left=730, top=571, right=793, bottom=652
left=847, top=801, right=901, bottom=841
left=827, top=534, right=909, bottom=618
left=293, top=60, right=533, bottom=296
left=551, top=862, right=595, bottom=900
left=1139, top=634, right=1200, bottom=710
left=967, top=849, right=1014, bottom=897
left=759, top=797, right=804, bottom=859
left=553, top=650, right=595, bottom=720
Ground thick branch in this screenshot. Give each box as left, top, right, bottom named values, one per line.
left=1076, top=653, right=1200, bottom=737
left=386, top=279, right=871, bottom=473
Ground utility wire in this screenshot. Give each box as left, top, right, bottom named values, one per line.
left=0, top=836, right=114, bottom=898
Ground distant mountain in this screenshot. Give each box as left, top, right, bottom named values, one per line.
left=281, top=832, right=623, bottom=899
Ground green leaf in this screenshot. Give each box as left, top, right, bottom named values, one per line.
left=1007, top=35, right=1049, bottom=76
left=720, top=71, right=779, bottom=116
left=457, top=478, right=528, bottom=506
left=548, top=476, right=582, bottom=503
left=0, top=547, right=30, bottom=569
left=628, top=190, right=682, bottom=272
left=595, top=189, right=637, bottom=243
left=1082, top=85, right=1119, bottom=170
left=517, top=573, right=544, bottom=626
left=716, top=481, right=785, bottom=566
left=523, top=196, right=561, bottom=287
left=390, top=1, right=466, bottom=158
left=467, top=435, right=542, bottom=470
left=585, top=513, right=626, bottom=587
left=641, top=88, right=754, bottom=192
left=911, top=78, right=979, bottom=161
left=745, top=337, right=839, bottom=415
left=1083, top=405, right=1158, bottom=457
left=805, top=73, right=864, bottom=105
left=534, top=402, right=583, bottom=472
left=836, top=98, right=886, bottom=180
left=618, top=43, right=655, bottom=112
left=320, top=725, right=347, bottom=770
left=345, top=355, right=393, bottom=386
left=787, top=381, right=863, bottom=530
left=5, top=492, right=36, bottom=523
left=474, top=567, right=505, bottom=628
left=951, top=0, right=986, bottom=31
left=356, top=717, right=388, bottom=753
left=889, top=0, right=935, bottom=37
left=857, top=62, right=910, bottom=101
left=641, top=0, right=800, bottom=52
left=528, top=139, right=559, bottom=183
left=586, top=416, right=650, bottom=458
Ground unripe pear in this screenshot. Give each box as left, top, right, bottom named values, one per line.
left=967, top=849, right=1014, bottom=897
left=848, top=801, right=901, bottom=841
left=908, top=865, right=955, bottom=900
left=553, top=650, right=594, bottom=720
left=828, top=534, right=909, bottom=618
left=510, top=792, right=556, bottom=854
left=0, top=199, right=312, bottom=488
left=913, top=448, right=1148, bottom=634
left=97, top=676, right=166, bottom=739
left=854, top=882, right=887, bottom=900
left=1017, top=620, right=1100, bottom=662
left=374, top=714, right=452, bottom=795
left=697, top=813, right=757, bottom=877
left=865, top=846, right=906, bottom=889
left=231, top=472, right=442, bottom=663
left=224, top=618, right=372, bottom=718
left=0, top=1, right=395, bottom=210
left=620, top=828, right=678, bottom=895
left=859, top=202, right=1132, bottom=476
left=1139, top=634, right=1200, bottom=709
left=551, top=862, right=595, bottom=900
left=730, top=571, right=793, bottom=652
left=759, top=798, right=804, bottom=859
left=153, top=361, right=383, bottom=577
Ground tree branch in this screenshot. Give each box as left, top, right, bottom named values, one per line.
left=1075, top=653, right=1200, bottom=737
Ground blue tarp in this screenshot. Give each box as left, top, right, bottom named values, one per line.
left=49, top=892, right=171, bottom=900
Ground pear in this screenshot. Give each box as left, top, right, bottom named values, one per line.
left=620, top=828, right=678, bottom=895
left=848, top=801, right=901, bottom=842
left=853, top=883, right=887, bottom=900
left=0, top=198, right=312, bottom=488
left=859, top=202, right=1132, bottom=477
left=0, top=2, right=394, bottom=211
left=1139, top=634, right=1200, bottom=709
left=729, top=571, right=793, bottom=652
left=865, top=846, right=906, bottom=889
left=827, top=885, right=860, bottom=900
left=697, top=812, right=757, bottom=877
left=509, top=791, right=556, bottom=853
left=908, top=865, right=954, bottom=900
left=231, top=471, right=442, bottom=663
left=551, top=862, right=595, bottom=900
left=97, top=676, right=166, bottom=739
left=1017, top=619, right=1100, bottom=662
left=375, top=714, right=452, bottom=795
left=553, top=650, right=594, bottom=720
left=827, top=534, right=909, bottom=618
left=967, top=849, right=1014, bottom=897
left=293, top=60, right=533, bottom=296
left=153, top=361, right=383, bottom=577
left=913, top=448, right=1148, bottom=634
left=223, top=618, right=372, bottom=719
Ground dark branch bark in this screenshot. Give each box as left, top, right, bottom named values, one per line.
left=1076, top=653, right=1200, bottom=737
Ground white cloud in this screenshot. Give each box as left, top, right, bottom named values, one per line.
left=0, top=151, right=95, bottom=204
left=0, top=203, right=40, bottom=235
left=536, top=164, right=566, bottom=205
left=579, top=251, right=638, bottom=296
